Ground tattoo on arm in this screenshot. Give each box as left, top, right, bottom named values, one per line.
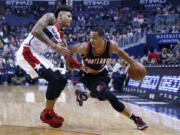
left=34, top=31, right=50, bottom=45
left=31, top=13, right=56, bottom=45
left=46, top=13, right=56, bottom=25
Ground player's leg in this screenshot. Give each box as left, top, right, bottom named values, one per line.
left=103, top=89, right=148, bottom=130
left=39, top=69, right=67, bottom=127
left=76, top=80, right=148, bottom=130
left=16, top=47, right=66, bottom=128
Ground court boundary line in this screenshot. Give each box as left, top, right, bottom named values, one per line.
left=124, top=101, right=180, bottom=122
left=0, top=125, right=101, bottom=135
left=123, top=101, right=180, bottom=131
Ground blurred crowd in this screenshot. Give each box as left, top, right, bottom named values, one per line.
left=0, top=2, right=180, bottom=86
left=140, top=42, right=180, bottom=65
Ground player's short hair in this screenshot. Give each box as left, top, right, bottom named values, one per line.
left=54, top=5, right=72, bottom=18
left=92, top=27, right=105, bottom=37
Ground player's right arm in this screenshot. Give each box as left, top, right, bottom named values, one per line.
left=31, top=13, right=70, bottom=56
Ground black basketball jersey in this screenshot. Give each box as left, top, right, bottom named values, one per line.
left=82, top=40, right=112, bottom=71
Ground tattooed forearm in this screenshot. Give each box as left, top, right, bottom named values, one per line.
left=34, top=31, right=50, bottom=45
left=31, top=13, right=56, bottom=46
left=39, top=22, right=45, bottom=27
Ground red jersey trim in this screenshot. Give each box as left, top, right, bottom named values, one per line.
left=55, top=22, right=64, bottom=40
left=109, top=41, right=112, bottom=57
left=22, top=47, right=40, bottom=68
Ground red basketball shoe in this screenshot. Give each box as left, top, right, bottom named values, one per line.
left=53, top=111, right=64, bottom=122
left=40, top=109, right=63, bottom=128
left=134, top=117, right=148, bottom=130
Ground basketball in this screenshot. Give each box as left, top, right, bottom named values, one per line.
left=128, top=62, right=146, bottom=81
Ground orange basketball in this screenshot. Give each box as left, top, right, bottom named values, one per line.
left=128, top=62, right=146, bottom=81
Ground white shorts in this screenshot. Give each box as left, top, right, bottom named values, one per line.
left=16, top=46, right=57, bottom=79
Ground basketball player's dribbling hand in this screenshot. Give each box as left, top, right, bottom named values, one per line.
left=130, top=61, right=142, bottom=71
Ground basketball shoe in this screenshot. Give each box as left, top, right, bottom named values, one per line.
left=75, top=89, right=88, bottom=106
left=40, top=108, right=64, bottom=128
left=134, top=117, right=148, bottom=130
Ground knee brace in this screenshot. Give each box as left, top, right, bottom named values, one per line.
left=41, top=69, right=67, bottom=100
left=55, top=73, right=67, bottom=98
left=46, top=83, right=57, bottom=100
left=39, top=69, right=59, bottom=87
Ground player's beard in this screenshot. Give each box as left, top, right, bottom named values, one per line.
left=62, top=20, right=70, bottom=27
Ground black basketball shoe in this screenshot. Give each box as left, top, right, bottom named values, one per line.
left=75, top=89, right=88, bottom=106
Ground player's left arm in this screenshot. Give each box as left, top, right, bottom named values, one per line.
left=111, top=40, right=135, bottom=64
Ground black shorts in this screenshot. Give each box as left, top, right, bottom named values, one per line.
left=79, top=69, right=110, bottom=100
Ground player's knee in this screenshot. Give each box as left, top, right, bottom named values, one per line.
left=39, top=69, right=59, bottom=86
left=55, top=76, right=67, bottom=98
left=43, top=70, right=67, bottom=99
left=59, top=76, right=67, bottom=89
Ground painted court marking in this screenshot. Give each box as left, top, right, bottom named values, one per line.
left=1, top=125, right=100, bottom=135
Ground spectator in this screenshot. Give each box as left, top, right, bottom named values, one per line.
left=159, top=48, right=169, bottom=64
left=11, top=66, right=26, bottom=85
left=1, top=59, right=15, bottom=85
left=148, top=45, right=159, bottom=64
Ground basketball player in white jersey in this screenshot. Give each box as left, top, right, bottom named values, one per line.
left=16, top=5, right=72, bottom=128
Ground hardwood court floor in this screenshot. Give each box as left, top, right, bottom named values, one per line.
left=0, top=85, right=180, bottom=135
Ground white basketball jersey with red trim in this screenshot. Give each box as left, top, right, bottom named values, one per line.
left=21, top=23, right=64, bottom=54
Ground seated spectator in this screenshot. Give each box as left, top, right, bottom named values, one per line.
left=148, top=45, right=159, bottom=64
left=0, top=58, right=5, bottom=85
left=140, top=54, right=148, bottom=65
left=159, top=48, right=168, bottom=64
left=12, top=66, right=26, bottom=85
left=111, top=59, right=127, bottom=92
left=176, top=50, right=180, bottom=64
left=1, top=59, right=16, bottom=85
left=112, top=59, right=122, bottom=73
left=167, top=50, right=176, bottom=64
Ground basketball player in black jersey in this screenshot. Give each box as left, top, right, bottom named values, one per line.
left=68, top=27, right=148, bottom=130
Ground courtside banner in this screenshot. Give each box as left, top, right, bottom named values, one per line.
left=5, top=0, right=56, bottom=7
left=6, top=0, right=33, bottom=6
left=147, top=33, right=180, bottom=51
left=124, top=65, right=180, bottom=103
left=74, top=0, right=119, bottom=9
left=139, top=0, right=167, bottom=8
